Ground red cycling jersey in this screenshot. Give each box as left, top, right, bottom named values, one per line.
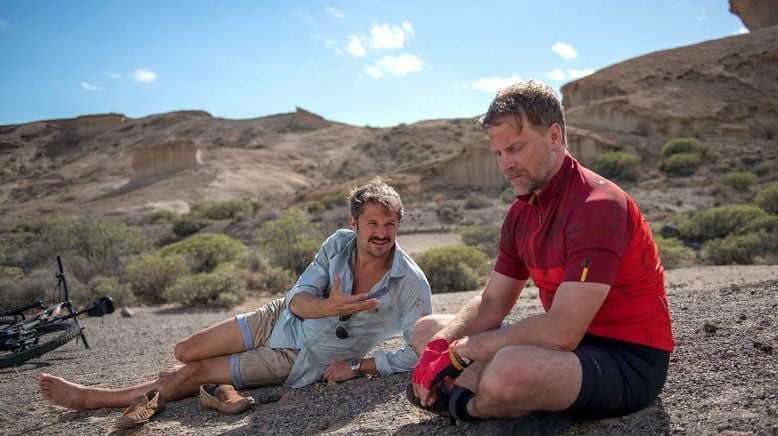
left=494, top=153, right=674, bottom=352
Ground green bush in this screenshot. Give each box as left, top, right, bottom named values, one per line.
left=723, top=172, right=758, bottom=191
left=318, top=191, right=348, bottom=211
left=459, top=225, right=501, bottom=258
left=701, top=229, right=778, bottom=265
left=261, top=265, right=297, bottom=293
left=677, top=205, right=768, bottom=243
left=463, top=194, right=493, bottom=210
left=661, top=152, right=701, bottom=176
left=82, top=276, right=136, bottom=307
left=0, top=278, right=25, bottom=309
left=163, top=271, right=246, bottom=308
left=144, top=209, right=179, bottom=224
left=660, top=137, right=705, bottom=158
left=593, top=151, right=641, bottom=181
left=655, top=236, right=696, bottom=269
left=755, top=183, right=778, bottom=214
left=413, top=245, right=490, bottom=293
left=159, top=233, right=248, bottom=273
left=237, top=249, right=296, bottom=293
left=123, top=254, right=189, bottom=303
left=436, top=205, right=462, bottom=224
left=16, top=268, right=85, bottom=306
left=172, top=214, right=212, bottom=237
left=256, top=209, right=323, bottom=275
left=20, top=216, right=148, bottom=281
left=192, top=199, right=259, bottom=221
left=397, top=143, right=433, bottom=163
left=499, top=187, right=516, bottom=204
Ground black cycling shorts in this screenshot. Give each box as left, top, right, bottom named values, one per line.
left=567, top=334, right=670, bottom=417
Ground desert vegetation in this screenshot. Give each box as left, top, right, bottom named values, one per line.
left=1, top=174, right=776, bottom=309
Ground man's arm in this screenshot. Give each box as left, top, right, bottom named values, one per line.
left=455, top=280, right=610, bottom=361
left=437, top=270, right=526, bottom=342
left=322, top=357, right=378, bottom=382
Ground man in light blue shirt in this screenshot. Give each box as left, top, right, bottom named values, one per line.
left=39, top=177, right=432, bottom=412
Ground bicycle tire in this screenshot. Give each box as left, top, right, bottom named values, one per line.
left=0, top=323, right=82, bottom=369
left=0, top=315, right=18, bottom=325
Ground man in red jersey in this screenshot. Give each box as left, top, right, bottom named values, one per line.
left=408, top=81, right=674, bottom=423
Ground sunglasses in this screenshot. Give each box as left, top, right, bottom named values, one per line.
left=336, top=314, right=352, bottom=339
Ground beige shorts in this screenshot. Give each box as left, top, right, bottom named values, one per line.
left=233, top=298, right=298, bottom=388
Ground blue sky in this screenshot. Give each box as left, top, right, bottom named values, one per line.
left=0, top=1, right=747, bottom=127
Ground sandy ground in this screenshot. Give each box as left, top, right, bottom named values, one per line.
left=1, top=265, right=777, bottom=435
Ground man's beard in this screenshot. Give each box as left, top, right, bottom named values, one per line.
left=506, top=172, right=544, bottom=196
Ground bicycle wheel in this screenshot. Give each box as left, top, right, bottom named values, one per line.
left=0, top=323, right=82, bottom=369
left=0, top=315, right=18, bottom=325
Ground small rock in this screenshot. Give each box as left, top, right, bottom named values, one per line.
left=753, top=341, right=773, bottom=353
left=120, top=307, right=134, bottom=317
left=731, top=283, right=742, bottom=292
left=724, top=350, right=736, bottom=358
left=704, top=323, right=718, bottom=333
left=739, top=314, right=747, bottom=321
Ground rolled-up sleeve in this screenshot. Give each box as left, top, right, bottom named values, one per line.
left=284, top=235, right=337, bottom=315
left=373, top=279, right=432, bottom=375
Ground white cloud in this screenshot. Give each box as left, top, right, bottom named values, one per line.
left=696, top=10, right=707, bottom=22
left=347, top=35, right=367, bottom=57
left=371, top=22, right=413, bottom=50
left=568, top=68, right=594, bottom=79
left=79, top=82, right=103, bottom=91
left=108, top=73, right=122, bottom=79
left=133, top=68, right=157, bottom=82
left=377, top=54, right=422, bottom=75
left=552, top=42, right=578, bottom=60
left=735, top=26, right=749, bottom=35
left=324, top=7, right=344, bottom=19
left=341, top=21, right=415, bottom=57
left=365, top=66, right=384, bottom=78
left=545, top=68, right=566, bottom=81
left=471, top=74, right=522, bottom=93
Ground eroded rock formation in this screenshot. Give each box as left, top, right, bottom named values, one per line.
left=131, top=139, right=200, bottom=182
left=562, top=25, right=778, bottom=161
left=729, top=0, right=778, bottom=31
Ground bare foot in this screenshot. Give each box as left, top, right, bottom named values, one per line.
left=38, top=373, right=92, bottom=411
left=158, top=363, right=185, bottom=378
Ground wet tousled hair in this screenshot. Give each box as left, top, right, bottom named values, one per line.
left=347, top=176, right=404, bottom=221
left=479, top=80, right=567, bottom=144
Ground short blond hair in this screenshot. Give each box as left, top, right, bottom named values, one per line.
left=480, top=80, right=567, bottom=144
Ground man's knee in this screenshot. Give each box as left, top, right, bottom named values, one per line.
left=477, top=347, right=535, bottom=404
left=411, top=315, right=451, bottom=356
left=174, top=337, right=197, bottom=362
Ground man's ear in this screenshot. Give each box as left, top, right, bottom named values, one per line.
left=349, top=216, right=357, bottom=231
left=548, top=123, right=564, bottom=150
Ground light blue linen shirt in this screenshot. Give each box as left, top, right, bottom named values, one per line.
left=268, top=229, right=432, bottom=388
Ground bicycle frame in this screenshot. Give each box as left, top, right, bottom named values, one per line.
left=53, top=255, right=90, bottom=349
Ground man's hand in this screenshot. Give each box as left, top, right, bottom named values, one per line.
left=322, top=360, right=358, bottom=383
left=290, top=275, right=380, bottom=319
left=325, top=275, right=380, bottom=317
left=412, top=338, right=468, bottom=407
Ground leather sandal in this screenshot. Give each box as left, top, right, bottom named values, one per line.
left=115, top=389, right=166, bottom=429
left=199, top=384, right=256, bottom=414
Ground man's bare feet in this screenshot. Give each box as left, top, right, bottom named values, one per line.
left=38, top=373, right=93, bottom=411
left=158, top=363, right=185, bottom=378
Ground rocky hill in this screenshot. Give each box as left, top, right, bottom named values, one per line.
left=1, top=20, right=776, bottom=229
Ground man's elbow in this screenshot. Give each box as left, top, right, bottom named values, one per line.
left=556, top=328, right=588, bottom=352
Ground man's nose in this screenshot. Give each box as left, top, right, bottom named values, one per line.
left=499, top=154, right=516, bottom=171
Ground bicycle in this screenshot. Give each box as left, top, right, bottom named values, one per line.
left=0, top=256, right=115, bottom=369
